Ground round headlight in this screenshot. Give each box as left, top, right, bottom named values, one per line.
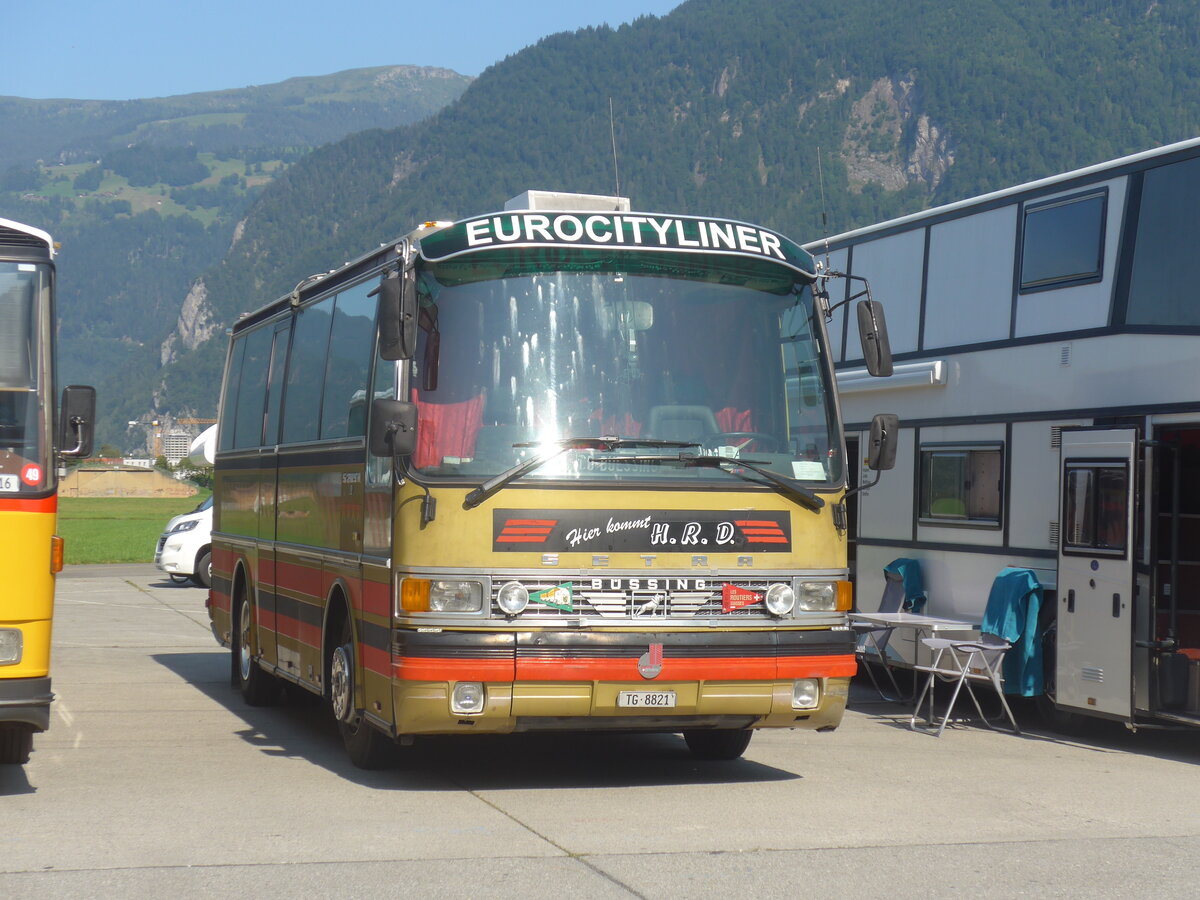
left=497, top=581, right=529, bottom=616
left=797, top=582, right=837, bottom=611
left=765, top=582, right=795, bottom=616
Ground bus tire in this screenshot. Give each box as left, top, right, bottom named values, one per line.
left=683, top=728, right=753, bottom=760
left=330, top=617, right=394, bottom=770
left=0, top=724, right=34, bottom=765
left=192, top=549, right=212, bottom=589
left=235, top=588, right=277, bottom=706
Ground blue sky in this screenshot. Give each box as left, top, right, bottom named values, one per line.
left=6, top=1, right=682, bottom=100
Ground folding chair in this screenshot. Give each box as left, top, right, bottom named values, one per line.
left=853, top=558, right=927, bottom=701
left=910, top=567, right=1039, bottom=736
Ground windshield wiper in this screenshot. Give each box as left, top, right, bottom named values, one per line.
left=612, top=453, right=825, bottom=513
left=461, top=436, right=698, bottom=510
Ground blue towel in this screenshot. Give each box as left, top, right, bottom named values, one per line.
left=884, top=557, right=928, bottom=614
left=981, top=567, right=1043, bottom=697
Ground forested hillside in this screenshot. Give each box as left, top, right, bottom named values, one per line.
left=0, top=67, right=471, bottom=450
left=14, top=0, right=1200, bottom=449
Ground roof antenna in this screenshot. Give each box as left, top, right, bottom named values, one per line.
left=817, top=145, right=832, bottom=270
left=815, top=146, right=837, bottom=321
left=609, top=97, right=622, bottom=203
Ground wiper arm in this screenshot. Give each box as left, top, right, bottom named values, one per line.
left=616, top=453, right=825, bottom=513
left=462, top=436, right=698, bottom=509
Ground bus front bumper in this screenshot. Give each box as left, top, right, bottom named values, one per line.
left=0, top=677, right=53, bottom=731
left=389, top=628, right=854, bottom=736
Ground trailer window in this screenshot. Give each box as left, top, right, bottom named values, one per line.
left=1062, top=462, right=1128, bottom=557
left=1124, top=155, right=1200, bottom=327
left=1019, top=192, right=1105, bottom=292
left=919, top=444, right=1002, bottom=527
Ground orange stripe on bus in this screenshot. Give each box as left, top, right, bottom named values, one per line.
left=0, top=495, right=57, bottom=514
left=394, top=658, right=517, bottom=681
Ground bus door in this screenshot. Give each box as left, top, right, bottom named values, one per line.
left=1055, top=428, right=1137, bottom=718
left=255, top=318, right=292, bottom=668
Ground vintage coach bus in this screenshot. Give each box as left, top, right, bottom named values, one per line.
left=209, top=190, right=894, bottom=767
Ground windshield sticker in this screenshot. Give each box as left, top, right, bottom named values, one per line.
left=493, top=509, right=791, bottom=553
left=420, top=212, right=815, bottom=276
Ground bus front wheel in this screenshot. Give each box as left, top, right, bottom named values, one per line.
left=683, top=728, right=753, bottom=760
left=330, top=618, right=394, bottom=770
left=0, top=724, right=34, bottom=765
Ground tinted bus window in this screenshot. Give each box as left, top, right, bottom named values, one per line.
left=232, top=326, right=273, bottom=448
left=320, top=283, right=376, bottom=440
left=218, top=338, right=247, bottom=452
left=281, top=297, right=334, bottom=444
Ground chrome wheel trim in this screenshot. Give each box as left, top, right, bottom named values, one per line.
left=238, top=597, right=253, bottom=682
left=330, top=644, right=353, bottom=723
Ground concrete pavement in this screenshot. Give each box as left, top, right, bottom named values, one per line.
left=2, top=564, right=1198, bottom=897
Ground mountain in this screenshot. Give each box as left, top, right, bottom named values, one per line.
left=0, top=66, right=471, bottom=451
left=0, top=66, right=471, bottom=171
left=15, top=0, right=1200, bottom=449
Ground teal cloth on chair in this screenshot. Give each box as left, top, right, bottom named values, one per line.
left=884, top=558, right=927, bottom=613
left=981, top=567, right=1043, bottom=696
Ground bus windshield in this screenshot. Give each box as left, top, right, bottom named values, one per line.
left=409, top=266, right=842, bottom=487
left=0, top=261, right=52, bottom=493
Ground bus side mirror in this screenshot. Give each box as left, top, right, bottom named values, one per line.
left=867, top=413, right=899, bottom=471
left=376, top=268, right=418, bottom=361
left=59, top=384, right=95, bottom=458
left=856, top=300, right=893, bottom=377
left=368, top=398, right=418, bottom=458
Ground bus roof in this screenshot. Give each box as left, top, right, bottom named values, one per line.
left=0, top=217, right=54, bottom=258
left=806, top=135, right=1200, bottom=252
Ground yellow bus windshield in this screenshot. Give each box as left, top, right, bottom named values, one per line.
left=0, top=261, right=52, bottom=494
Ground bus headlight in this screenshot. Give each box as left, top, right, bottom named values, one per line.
left=429, top=580, right=483, bottom=612
left=497, top=581, right=529, bottom=616
left=765, top=583, right=795, bottom=616
left=399, top=578, right=482, bottom=613
left=0, top=628, right=22, bottom=665
left=796, top=582, right=837, bottom=611
left=792, top=678, right=820, bottom=709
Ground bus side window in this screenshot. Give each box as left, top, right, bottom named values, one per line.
left=367, top=349, right=397, bottom=487
left=321, top=283, right=377, bottom=440
left=231, top=327, right=273, bottom=448
left=263, top=320, right=292, bottom=447
left=218, top=339, right=247, bottom=452
left=282, top=297, right=334, bottom=444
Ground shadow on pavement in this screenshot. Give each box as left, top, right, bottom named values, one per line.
left=153, top=651, right=804, bottom=790
left=848, top=673, right=1200, bottom=766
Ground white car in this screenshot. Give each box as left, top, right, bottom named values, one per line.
left=154, top=495, right=212, bottom=587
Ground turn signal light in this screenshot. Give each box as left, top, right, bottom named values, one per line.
left=400, top=578, right=431, bottom=612
left=836, top=581, right=853, bottom=611
left=50, top=535, right=64, bottom=574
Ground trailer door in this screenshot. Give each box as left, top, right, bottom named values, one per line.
left=1055, top=428, right=1136, bottom=718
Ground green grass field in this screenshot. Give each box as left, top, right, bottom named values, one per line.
left=58, top=494, right=211, bottom=565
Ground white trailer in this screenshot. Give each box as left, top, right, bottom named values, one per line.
left=810, top=137, right=1200, bottom=728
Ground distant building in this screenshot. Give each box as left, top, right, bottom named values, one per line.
left=121, top=458, right=153, bottom=469
left=163, top=432, right=191, bottom=466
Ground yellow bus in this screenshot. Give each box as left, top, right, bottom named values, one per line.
left=209, top=191, right=895, bottom=767
left=1, top=217, right=94, bottom=765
